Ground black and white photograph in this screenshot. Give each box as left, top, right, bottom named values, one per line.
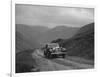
left=15, top=4, right=94, bottom=73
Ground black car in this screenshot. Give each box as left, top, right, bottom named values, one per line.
left=43, top=43, right=66, bottom=58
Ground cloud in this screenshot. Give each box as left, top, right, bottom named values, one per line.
left=15, top=4, right=94, bottom=28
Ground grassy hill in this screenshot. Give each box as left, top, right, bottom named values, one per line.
left=16, top=24, right=49, bottom=44
left=16, top=24, right=79, bottom=45
left=16, top=24, right=50, bottom=52
left=16, top=31, right=40, bottom=53
left=52, top=23, right=94, bottom=60
left=39, top=26, right=79, bottom=43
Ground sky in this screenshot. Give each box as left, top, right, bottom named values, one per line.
left=15, top=4, right=94, bottom=28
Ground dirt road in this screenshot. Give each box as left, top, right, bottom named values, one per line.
left=31, top=49, right=94, bottom=72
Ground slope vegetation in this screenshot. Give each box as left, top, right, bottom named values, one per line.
left=52, top=23, right=94, bottom=60
left=39, top=26, right=79, bottom=43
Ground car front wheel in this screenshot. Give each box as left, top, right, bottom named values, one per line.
left=62, top=54, right=65, bottom=58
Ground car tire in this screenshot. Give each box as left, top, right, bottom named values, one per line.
left=62, top=54, right=65, bottom=58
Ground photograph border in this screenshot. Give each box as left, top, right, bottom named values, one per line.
left=11, top=0, right=96, bottom=77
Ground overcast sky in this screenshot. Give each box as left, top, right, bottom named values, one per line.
left=15, top=4, right=94, bottom=28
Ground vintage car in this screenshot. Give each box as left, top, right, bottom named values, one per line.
left=43, top=43, right=66, bottom=58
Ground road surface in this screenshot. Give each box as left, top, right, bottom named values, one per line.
left=31, top=49, right=94, bottom=72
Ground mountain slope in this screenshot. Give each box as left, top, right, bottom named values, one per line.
left=16, top=24, right=79, bottom=45
left=16, top=31, right=39, bottom=53
left=53, top=23, right=94, bottom=60
left=16, top=24, right=50, bottom=51
left=75, top=23, right=94, bottom=37
left=16, top=24, right=49, bottom=43
left=39, top=26, right=79, bottom=43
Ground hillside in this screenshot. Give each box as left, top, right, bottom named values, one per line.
left=16, top=24, right=49, bottom=44
left=39, top=26, right=79, bottom=43
left=16, top=24, right=50, bottom=52
left=52, top=23, right=94, bottom=60
left=75, top=23, right=94, bottom=37
left=16, top=31, right=39, bottom=53
left=16, top=24, right=79, bottom=45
